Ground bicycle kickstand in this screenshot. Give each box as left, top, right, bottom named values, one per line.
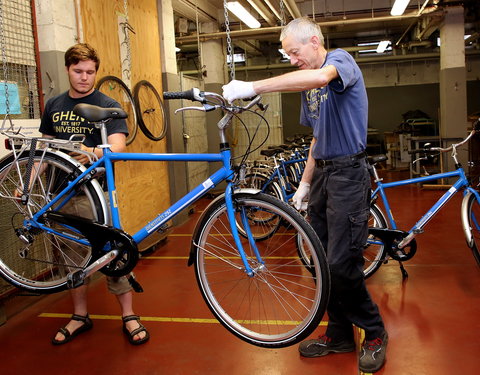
left=398, top=260, right=409, bottom=280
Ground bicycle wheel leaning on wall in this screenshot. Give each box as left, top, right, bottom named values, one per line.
left=96, top=76, right=138, bottom=145
left=133, top=80, right=167, bottom=141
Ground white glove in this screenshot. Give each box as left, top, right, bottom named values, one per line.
left=222, top=80, right=256, bottom=103
left=292, top=181, right=310, bottom=211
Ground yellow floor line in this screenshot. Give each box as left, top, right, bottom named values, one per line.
left=168, top=233, right=296, bottom=237
left=142, top=256, right=301, bottom=260
left=39, top=312, right=327, bottom=327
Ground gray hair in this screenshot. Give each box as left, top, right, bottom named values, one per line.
left=280, top=17, right=324, bottom=45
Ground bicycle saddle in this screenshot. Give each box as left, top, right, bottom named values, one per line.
left=73, top=103, right=128, bottom=122
left=261, top=148, right=284, bottom=157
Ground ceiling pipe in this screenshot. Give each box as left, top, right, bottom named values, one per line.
left=180, top=49, right=480, bottom=75
left=176, top=12, right=429, bottom=45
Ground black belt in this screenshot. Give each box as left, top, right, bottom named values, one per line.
left=315, top=151, right=366, bottom=168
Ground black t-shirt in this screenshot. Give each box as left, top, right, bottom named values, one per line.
left=39, top=90, right=128, bottom=146
left=39, top=90, right=128, bottom=191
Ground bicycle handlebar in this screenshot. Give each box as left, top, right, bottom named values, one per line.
left=163, top=88, right=263, bottom=113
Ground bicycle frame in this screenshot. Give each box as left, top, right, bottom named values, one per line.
left=26, top=143, right=263, bottom=275
left=372, top=166, right=480, bottom=248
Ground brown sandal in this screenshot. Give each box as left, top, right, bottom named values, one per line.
left=122, top=315, right=150, bottom=345
left=52, top=314, right=93, bottom=345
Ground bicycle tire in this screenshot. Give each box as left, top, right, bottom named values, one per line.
left=0, top=150, right=107, bottom=293
left=133, top=80, right=167, bottom=141
left=191, top=192, right=330, bottom=348
left=463, top=192, right=480, bottom=266
left=363, top=203, right=388, bottom=278
left=96, top=76, right=138, bottom=145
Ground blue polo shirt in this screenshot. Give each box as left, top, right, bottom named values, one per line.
left=300, top=49, right=368, bottom=160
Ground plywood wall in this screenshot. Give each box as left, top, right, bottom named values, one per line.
left=79, top=0, right=170, bottom=243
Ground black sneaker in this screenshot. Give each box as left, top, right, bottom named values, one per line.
left=359, top=331, right=388, bottom=373
left=299, top=334, right=355, bottom=358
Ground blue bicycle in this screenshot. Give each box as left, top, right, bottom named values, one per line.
left=0, top=89, right=330, bottom=348
left=364, top=121, right=480, bottom=279
left=242, top=144, right=308, bottom=205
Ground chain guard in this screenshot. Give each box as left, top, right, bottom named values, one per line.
left=44, top=211, right=138, bottom=277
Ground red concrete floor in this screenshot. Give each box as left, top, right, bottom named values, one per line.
left=0, top=171, right=479, bottom=375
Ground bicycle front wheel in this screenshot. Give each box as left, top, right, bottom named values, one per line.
left=96, top=76, right=138, bottom=145
left=133, top=80, right=167, bottom=141
left=463, top=192, right=480, bottom=266
left=364, top=203, right=388, bottom=278
left=192, top=192, right=330, bottom=348
left=0, top=150, right=107, bottom=293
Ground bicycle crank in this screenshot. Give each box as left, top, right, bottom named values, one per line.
left=368, top=228, right=417, bottom=261
left=44, top=211, right=139, bottom=278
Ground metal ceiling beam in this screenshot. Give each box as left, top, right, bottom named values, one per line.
left=283, top=0, right=302, bottom=19
left=246, top=0, right=277, bottom=26
left=173, top=0, right=218, bottom=23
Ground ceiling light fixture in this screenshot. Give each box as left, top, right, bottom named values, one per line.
left=390, top=0, right=411, bottom=16
left=376, top=40, right=390, bottom=53
left=226, top=2, right=261, bottom=29
left=278, top=49, right=290, bottom=60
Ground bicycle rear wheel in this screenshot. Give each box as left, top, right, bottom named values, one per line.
left=463, top=192, right=480, bottom=266
left=364, top=203, right=388, bottom=278
left=191, top=192, right=330, bottom=348
left=133, top=80, right=167, bottom=141
left=0, top=150, right=107, bottom=293
left=96, top=76, right=138, bottom=145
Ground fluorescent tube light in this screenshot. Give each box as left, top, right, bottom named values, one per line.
left=227, top=53, right=246, bottom=63
left=391, top=0, right=411, bottom=16
left=226, top=2, right=261, bottom=29
left=278, top=49, right=290, bottom=60
left=376, top=40, right=390, bottom=53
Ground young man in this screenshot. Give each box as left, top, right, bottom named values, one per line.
left=222, top=17, right=387, bottom=373
left=40, top=43, right=149, bottom=346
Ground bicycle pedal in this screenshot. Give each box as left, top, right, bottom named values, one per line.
left=67, top=270, right=86, bottom=289
left=395, top=250, right=408, bottom=260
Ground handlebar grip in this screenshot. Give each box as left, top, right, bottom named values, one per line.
left=163, top=89, right=197, bottom=101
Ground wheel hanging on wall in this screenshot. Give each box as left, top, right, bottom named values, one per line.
left=133, top=80, right=167, bottom=141
left=96, top=75, right=138, bottom=145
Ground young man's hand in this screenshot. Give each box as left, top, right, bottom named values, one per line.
left=70, top=145, right=95, bottom=164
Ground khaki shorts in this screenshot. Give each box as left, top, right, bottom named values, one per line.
left=60, top=193, right=132, bottom=295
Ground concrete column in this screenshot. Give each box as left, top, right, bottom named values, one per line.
left=158, top=0, right=189, bottom=224
left=200, top=22, right=226, bottom=175
left=439, top=6, right=468, bottom=169
left=34, top=0, right=78, bottom=101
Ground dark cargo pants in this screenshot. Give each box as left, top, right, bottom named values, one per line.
left=308, top=155, right=385, bottom=341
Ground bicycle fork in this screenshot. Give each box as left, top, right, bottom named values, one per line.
left=224, top=184, right=264, bottom=277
